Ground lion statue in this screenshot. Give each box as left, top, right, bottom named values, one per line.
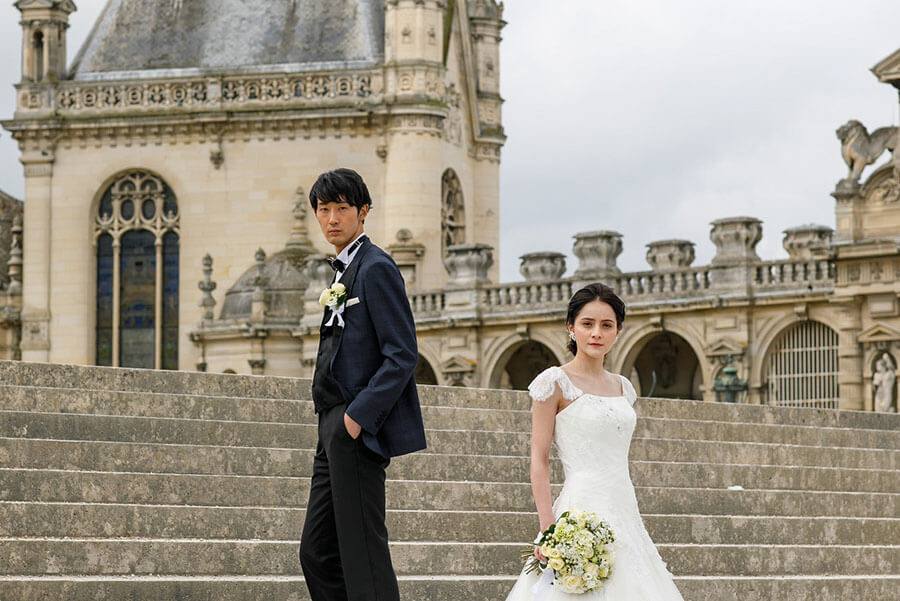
left=836, top=120, right=899, bottom=184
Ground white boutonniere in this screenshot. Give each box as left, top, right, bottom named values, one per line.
left=320, top=283, right=353, bottom=327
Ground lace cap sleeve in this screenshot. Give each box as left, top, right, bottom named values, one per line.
left=528, top=367, right=580, bottom=403
left=621, top=375, right=638, bottom=406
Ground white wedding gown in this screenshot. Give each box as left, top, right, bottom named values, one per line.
left=505, top=367, right=684, bottom=600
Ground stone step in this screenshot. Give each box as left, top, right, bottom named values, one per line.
left=0, top=539, right=895, bottom=577
left=644, top=514, right=900, bottom=545
left=0, top=384, right=306, bottom=424
left=4, top=361, right=899, bottom=432
left=0, top=469, right=540, bottom=511
left=4, top=502, right=898, bottom=546
left=1, top=467, right=896, bottom=518
left=3, top=450, right=897, bottom=511
left=637, top=486, right=900, bottom=518
left=636, top=416, right=900, bottom=450
left=674, top=576, right=900, bottom=601
left=4, top=386, right=898, bottom=455
left=636, top=397, right=900, bottom=432
left=6, top=436, right=898, bottom=487
left=0, top=577, right=514, bottom=601
left=5, top=410, right=899, bottom=468
left=0, top=361, right=310, bottom=402
left=2, top=575, right=898, bottom=601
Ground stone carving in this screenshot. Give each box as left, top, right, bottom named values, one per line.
left=710, top=217, right=762, bottom=265
left=645, top=239, right=695, bottom=271
left=873, top=353, right=896, bottom=412
left=782, top=225, right=833, bottom=260
left=50, top=71, right=378, bottom=116
left=198, top=254, right=217, bottom=321
left=441, top=169, right=465, bottom=258
left=444, top=244, right=493, bottom=288
left=286, top=187, right=315, bottom=254
left=6, top=215, right=22, bottom=296
left=836, top=120, right=898, bottom=185
left=572, top=231, right=622, bottom=280
left=871, top=175, right=900, bottom=204
left=519, top=252, right=566, bottom=281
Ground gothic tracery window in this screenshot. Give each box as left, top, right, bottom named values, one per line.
left=441, top=169, right=465, bottom=258
left=94, top=171, right=180, bottom=369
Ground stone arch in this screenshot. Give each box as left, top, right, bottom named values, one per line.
left=615, top=323, right=709, bottom=399
left=761, top=319, right=840, bottom=408
left=749, top=313, right=809, bottom=388
left=484, top=332, right=566, bottom=390
left=440, top=168, right=465, bottom=259
left=414, top=350, right=439, bottom=386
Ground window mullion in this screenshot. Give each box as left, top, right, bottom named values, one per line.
left=111, top=239, right=121, bottom=368
left=155, top=237, right=163, bottom=370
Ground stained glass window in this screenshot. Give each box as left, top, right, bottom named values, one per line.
left=94, top=171, right=180, bottom=369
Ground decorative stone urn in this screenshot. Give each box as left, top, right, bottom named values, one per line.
left=444, top=243, right=494, bottom=288
left=645, top=239, right=695, bottom=271
left=572, top=231, right=622, bottom=279
left=710, top=217, right=762, bottom=265
left=782, top=224, right=833, bottom=260
left=519, top=252, right=566, bottom=281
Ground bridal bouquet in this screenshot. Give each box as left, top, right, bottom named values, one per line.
left=524, top=508, right=615, bottom=594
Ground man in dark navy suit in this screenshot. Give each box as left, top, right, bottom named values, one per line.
left=299, top=168, right=427, bottom=601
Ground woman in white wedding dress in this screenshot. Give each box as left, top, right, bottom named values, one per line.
left=505, top=283, right=684, bottom=600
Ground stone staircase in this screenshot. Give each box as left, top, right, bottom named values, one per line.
left=0, top=360, right=897, bottom=600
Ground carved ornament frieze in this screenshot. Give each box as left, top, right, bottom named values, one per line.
left=15, top=69, right=383, bottom=117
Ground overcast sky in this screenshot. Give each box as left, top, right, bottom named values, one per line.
left=1, top=1, right=898, bottom=281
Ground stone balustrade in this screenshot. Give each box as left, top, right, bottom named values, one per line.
left=610, top=266, right=712, bottom=301
left=409, top=291, right=446, bottom=317
left=754, top=258, right=835, bottom=292
left=480, top=280, right=574, bottom=312
left=408, top=257, right=836, bottom=320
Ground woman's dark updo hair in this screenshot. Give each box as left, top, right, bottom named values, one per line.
left=566, top=283, right=626, bottom=355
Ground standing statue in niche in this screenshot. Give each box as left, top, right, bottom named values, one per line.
left=873, top=353, right=896, bottom=413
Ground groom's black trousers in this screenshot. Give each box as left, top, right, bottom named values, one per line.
left=299, top=402, right=400, bottom=601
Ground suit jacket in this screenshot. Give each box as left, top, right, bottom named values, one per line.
left=322, top=237, right=427, bottom=458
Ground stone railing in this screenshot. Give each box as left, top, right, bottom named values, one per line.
left=609, top=266, right=713, bottom=301
left=408, top=258, right=836, bottom=323
left=38, top=69, right=383, bottom=116
left=480, top=280, right=574, bottom=312
left=409, top=290, right=446, bottom=318
left=754, top=258, right=835, bottom=292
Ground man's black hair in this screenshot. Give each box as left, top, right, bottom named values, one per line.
left=308, top=168, right=373, bottom=211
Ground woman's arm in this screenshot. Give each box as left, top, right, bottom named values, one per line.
left=530, top=386, right=559, bottom=532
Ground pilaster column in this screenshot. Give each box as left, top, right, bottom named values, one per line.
left=836, top=302, right=864, bottom=410
left=19, top=147, right=54, bottom=361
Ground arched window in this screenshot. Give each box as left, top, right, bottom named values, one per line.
left=441, top=169, right=465, bottom=258
left=765, top=320, right=839, bottom=409
left=94, top=171, right=180, bottom=369
left=33, top=31, right=44, bottom=81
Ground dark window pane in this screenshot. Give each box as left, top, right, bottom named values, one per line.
left=163, top=188, right=178, bottom=218
left=142, top=198, right=156, bottom=220
left=162, top=231, right=179, bottom=370
left=120, top=230, right=156, bottom=368
left=121, top=199, right=134, bottom=220
left=96, top=234, right=114, bottom=366
left=98, top=190, right=113, bottom=219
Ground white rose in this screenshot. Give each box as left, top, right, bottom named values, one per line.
left=332, top=282, right=346, bottom=295
left=318, top=289, right=332, bottom=307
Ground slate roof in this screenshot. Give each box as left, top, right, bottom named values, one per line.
left=70, top=0, right=384, bottom=80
